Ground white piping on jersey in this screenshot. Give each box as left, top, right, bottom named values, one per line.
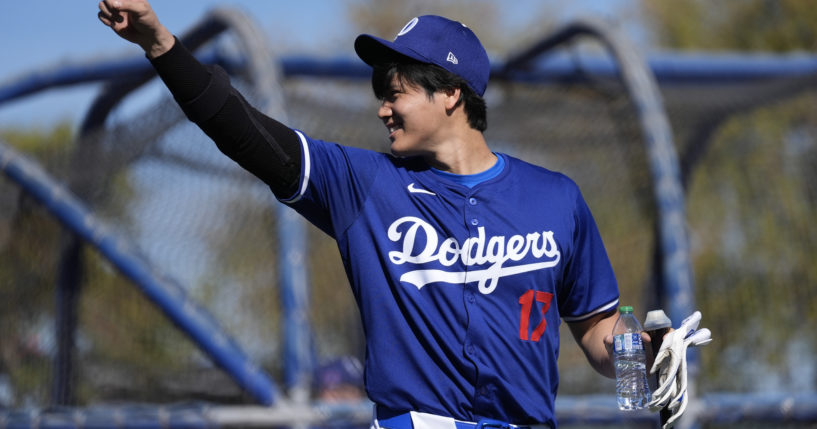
left=284, top=130, right=311, bottom=203
left=561, top=298, right=619, bottom=323
left=388, top=216, right=561, bottom=295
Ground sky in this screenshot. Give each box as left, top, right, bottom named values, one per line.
left=0, top=0, right=641, bottom=129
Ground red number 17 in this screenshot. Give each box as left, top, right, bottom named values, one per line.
left=518, top=290, right=554, bottom=342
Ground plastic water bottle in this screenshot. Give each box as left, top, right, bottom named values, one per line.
left=613, top=305, right=651, bottom=410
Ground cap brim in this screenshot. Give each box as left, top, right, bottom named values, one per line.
left=354, top=34, right=428, bottom=67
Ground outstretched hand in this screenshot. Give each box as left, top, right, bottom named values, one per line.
left=97, top=0, right=174, bottom=58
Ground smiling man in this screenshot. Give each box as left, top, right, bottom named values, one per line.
left=98, top=2, right=628, bottom=428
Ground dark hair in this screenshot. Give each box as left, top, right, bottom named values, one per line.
left=371, top=60, right=487, bottom=132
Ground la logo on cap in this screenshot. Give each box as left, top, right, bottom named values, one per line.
left=396, top=17, right=419, bottom=39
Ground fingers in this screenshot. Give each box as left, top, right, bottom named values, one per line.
left=651, top=376, right=674, bottom=400
left=99, top=0, right=112, bottom=15
left=650, top=356, right=678, bottom=398
left=98, top=2, right=113, bottom=25
left=649, top=390, right=672, bottom=410
left=675, top=356, right=688, bottom=399
left=687, top=328, right=712, bottom=347
left=101, top=0, right=126, bottom=13
left=650, top=348, right=670, bottom=374
left=641, top=331, right=652, bottom=350
left=664, top=390, right=688, bottom=429
left=98, top=1, right=124, bottom=27
left=98, top=0, right=149, bottom=22
left=679, top=311, right=701, bottom=333
left=98, top=0, right=171, bottom=56
left=97, top=11, right=111, bottom=26
left=103, top=0, right=151, bottom=16
left=641, top=331, right=655, bottom=366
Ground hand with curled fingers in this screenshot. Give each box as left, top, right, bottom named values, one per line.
left=647, top=311, right=713, bottom=428
left=97, top=0, right=174, bottom=58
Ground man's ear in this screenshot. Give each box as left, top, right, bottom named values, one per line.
left=443, top=87, right=463, bottom=110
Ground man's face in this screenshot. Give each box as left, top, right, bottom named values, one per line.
left=377, top=74, right=449, bottom=157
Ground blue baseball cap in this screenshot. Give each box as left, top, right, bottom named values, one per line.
left=354, top=15, right=491, bottom=96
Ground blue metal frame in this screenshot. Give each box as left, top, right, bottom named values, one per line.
left=4, top=48, right=817, bottom=106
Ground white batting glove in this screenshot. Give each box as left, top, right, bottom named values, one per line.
left=660, top=328, right=712, bottom=428
left=649, top=311, right=700, bottom=405
left=647, top=311, right=712, bottom=428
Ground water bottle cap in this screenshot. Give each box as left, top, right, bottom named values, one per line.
left=618, top=305, right=633, bottom=313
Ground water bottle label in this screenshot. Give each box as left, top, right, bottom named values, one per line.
left=613, top=333, right=643, bottom=353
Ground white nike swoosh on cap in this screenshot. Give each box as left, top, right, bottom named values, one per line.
left=407, top=183, right=436, bottom=195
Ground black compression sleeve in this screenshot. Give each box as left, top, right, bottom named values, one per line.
left=148, top=37, right=302, bottom=199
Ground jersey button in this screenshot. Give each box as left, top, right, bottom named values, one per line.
left=468, top=197, right=477, bottom=205
left=470, top=218, right=479, bottom=226
left=467, top=293, right=475, bottom=303
left=466, top=344, right=475, bottom=355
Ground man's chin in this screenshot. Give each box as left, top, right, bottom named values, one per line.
left=389, top=141, right=429, bottom=159
left=389, top=144, right=413, bottom=158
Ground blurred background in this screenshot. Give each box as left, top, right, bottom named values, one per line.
left=1, top=0, right=815, bottom=428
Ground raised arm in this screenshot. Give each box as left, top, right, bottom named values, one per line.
left=98, top=0, right=303, bottom=199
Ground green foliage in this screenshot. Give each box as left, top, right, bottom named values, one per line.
left=0, top=205, right=61, bottom=405
left=0, top=124, right=77, bottom=405
left=644, top=0, right=817, bottom=51
left=77, top=247, right=206, bottom=403
left=687, top=94, right=817, bottom=391
left=0, top=122, right=73, bottom=153
left=0, top=123, right=208, bottom=405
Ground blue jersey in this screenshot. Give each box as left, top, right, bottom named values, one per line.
left=282, top=131, right=619, bottom=427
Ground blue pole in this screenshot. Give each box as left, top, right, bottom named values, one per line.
left=278, top=205, right=313, bottom=398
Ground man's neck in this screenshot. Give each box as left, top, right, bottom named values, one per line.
left=425, top=130, right=495, bottom=175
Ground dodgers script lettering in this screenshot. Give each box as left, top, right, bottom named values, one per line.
left=387, top=216, right=561, bottom=294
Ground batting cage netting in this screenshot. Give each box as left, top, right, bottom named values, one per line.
left=1, top=7, right=816, bottom=429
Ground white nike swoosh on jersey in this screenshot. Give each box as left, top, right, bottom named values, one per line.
left=407, top=183, right=436, bottom=196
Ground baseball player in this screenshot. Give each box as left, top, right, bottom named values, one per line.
left=97, top=2, right=680, bottom=428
